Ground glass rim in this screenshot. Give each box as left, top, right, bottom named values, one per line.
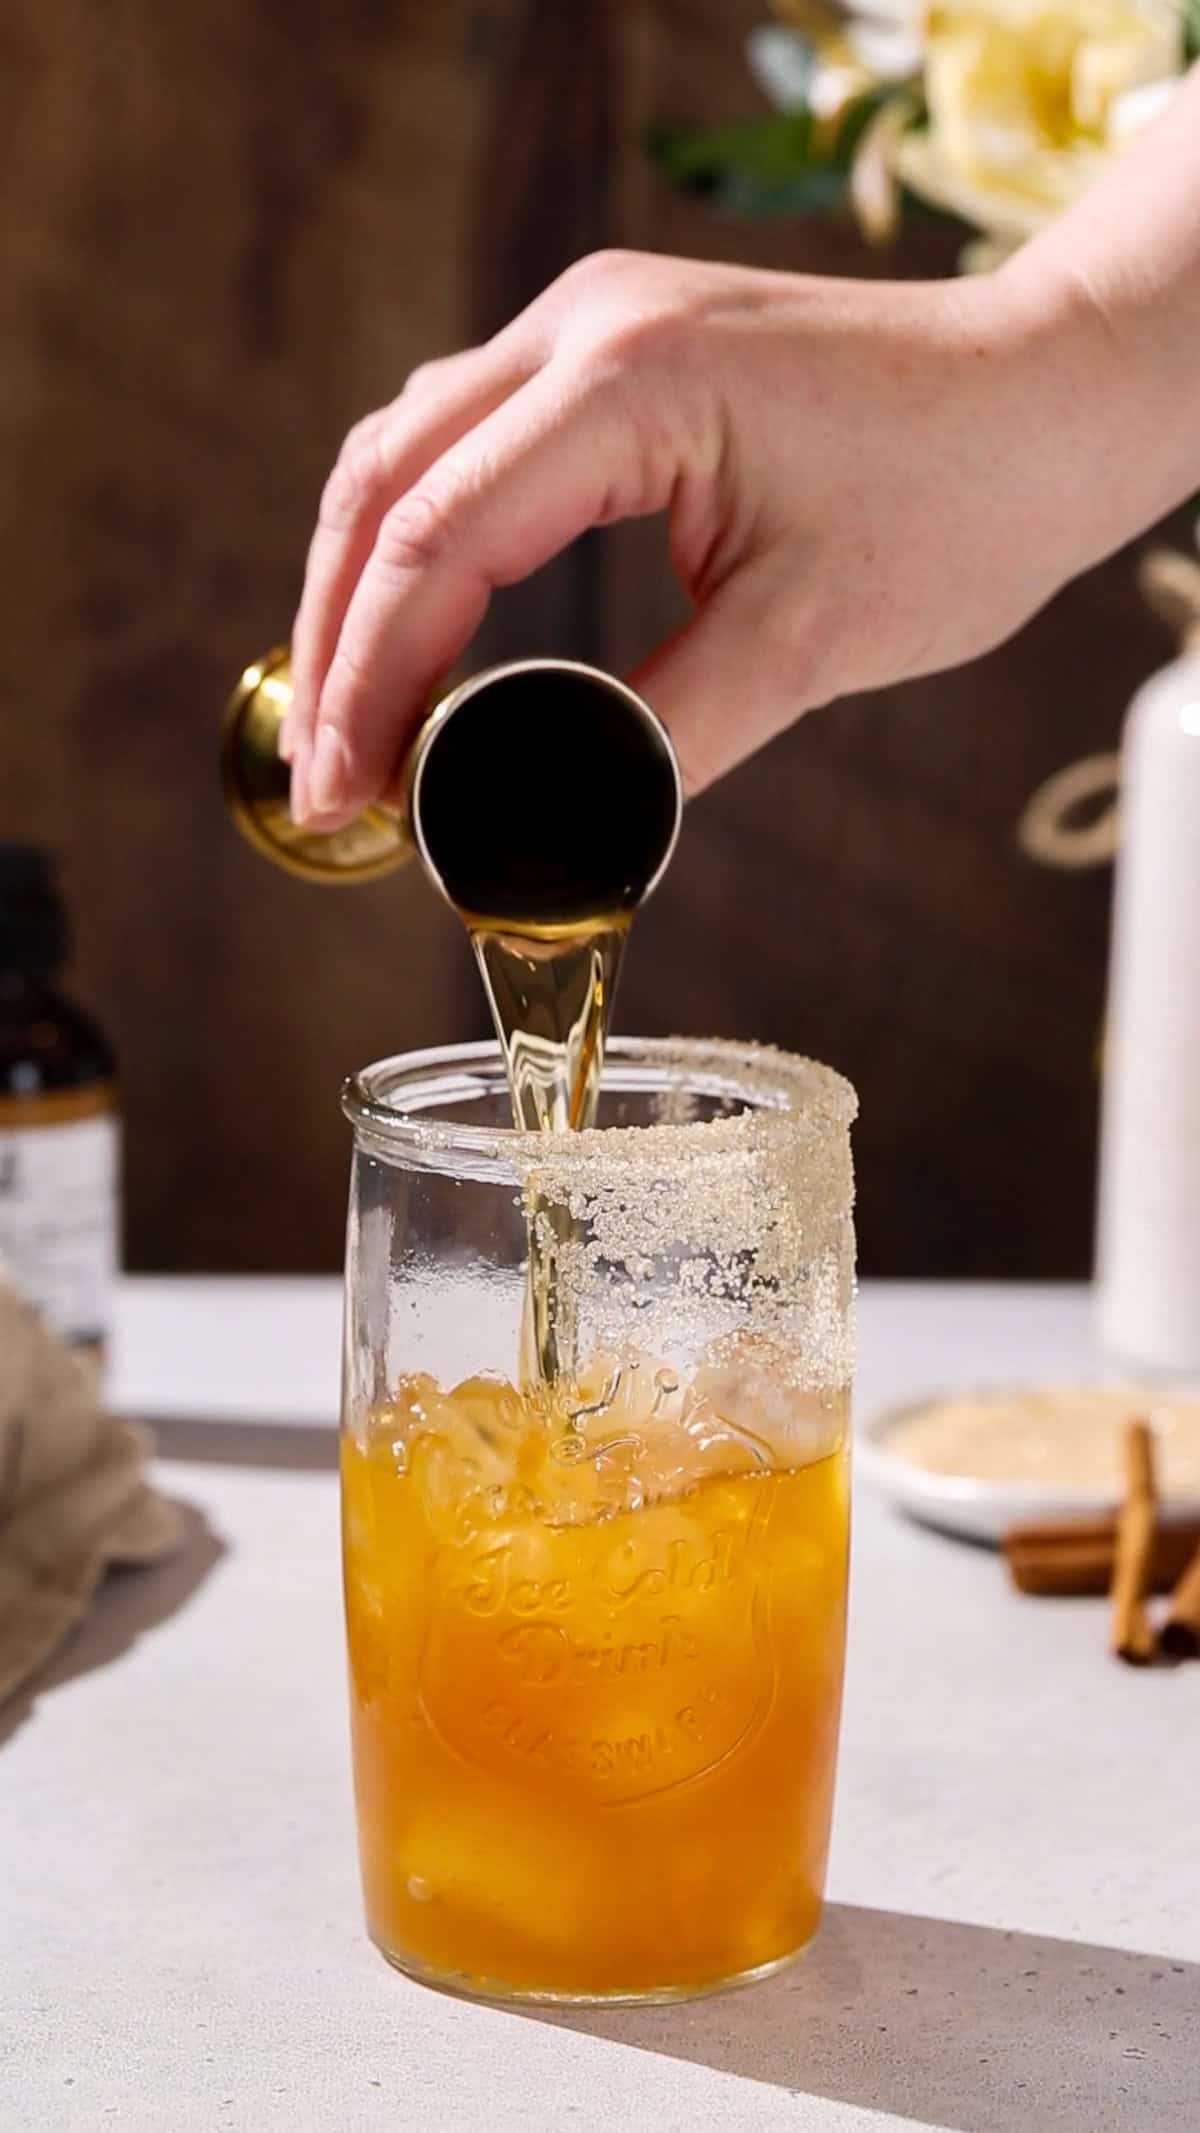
left=342, top=1036, right=856, bottom=1181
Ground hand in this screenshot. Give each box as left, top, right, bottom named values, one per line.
left=280, top=247, right=1143, bottom=824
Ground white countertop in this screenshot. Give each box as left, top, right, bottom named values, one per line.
left=3, top=1280, right=1197, bottom=2132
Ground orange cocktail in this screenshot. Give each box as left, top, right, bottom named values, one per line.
left=343, top=1365, right=848, bottom=2002
left=339, top=1037, right=857, bottom=2005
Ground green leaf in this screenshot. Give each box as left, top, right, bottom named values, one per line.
left=649, top=114, right=818, bottom=194
left=719, top=165, right=853, bottom=218
left=1184, top=0, right=1200, bottom=61
left=648, top=95, right=901, bottom=221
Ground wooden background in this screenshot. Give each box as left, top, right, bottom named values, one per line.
left=0, top=0, right=1184, bottom=1276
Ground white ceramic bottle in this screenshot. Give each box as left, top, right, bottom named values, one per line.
left=1095, top=642, right=1200, bottom=1371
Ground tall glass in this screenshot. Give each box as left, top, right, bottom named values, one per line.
left=340, top=1037, right=856, bottom=2006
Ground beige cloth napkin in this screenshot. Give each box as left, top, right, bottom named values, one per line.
left=0, top=1277, right=182, bottom=1706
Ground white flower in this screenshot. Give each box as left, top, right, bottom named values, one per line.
left=894, top=0, right=1186, bottom=244
left=749, top=13, right=922, bottom=125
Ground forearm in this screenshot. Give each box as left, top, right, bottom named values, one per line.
left=999, top=64, right=1200, bottom=562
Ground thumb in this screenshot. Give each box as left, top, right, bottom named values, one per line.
left=630, top=561, right=826, bottom=796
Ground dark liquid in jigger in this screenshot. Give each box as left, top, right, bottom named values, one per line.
left=415, top=667, right=680, bottom=929
left=417, top=668, right=679, bottom=1384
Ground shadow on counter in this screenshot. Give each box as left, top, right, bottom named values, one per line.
left=0, top=1500, right=225, bottom=1751
left=535, top=1902, right=1199, bottom=2133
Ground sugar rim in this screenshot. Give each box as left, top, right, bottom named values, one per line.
left=342, top=1036, right=856, bottom=1179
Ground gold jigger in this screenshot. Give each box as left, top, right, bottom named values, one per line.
left=222, top=647, right=683, bottom=910
left=221, top=647, right=412, bottom=884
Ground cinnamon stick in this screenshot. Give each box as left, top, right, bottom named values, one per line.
left=1110, top=1419, right=1158, bottom=1664
left=1003, top=1515, right=1200, bottom=1597
left=1159, top=1537, right=1200, bottom=1658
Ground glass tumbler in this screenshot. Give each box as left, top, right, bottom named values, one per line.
left=340, top=1037, right=856, bottom=2006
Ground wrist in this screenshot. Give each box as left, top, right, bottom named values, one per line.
left=980, top=242, right=1194, bottom=574
left=990, top=78, right=1200, bottom=551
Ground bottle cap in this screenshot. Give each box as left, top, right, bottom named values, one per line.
left=0, top=846, right=67, bottom=978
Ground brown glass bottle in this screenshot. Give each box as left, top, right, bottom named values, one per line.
left=0, top=847, right=119, bottom=1354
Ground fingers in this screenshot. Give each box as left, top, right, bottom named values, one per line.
left=300, top=360, right=677, bottom=823
left=629, top=560, right=827, bottom=796
left=286, top=333, right=542, bottom=792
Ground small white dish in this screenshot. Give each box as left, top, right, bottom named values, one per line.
left=855, top=1386, right=1200, bottom=1546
